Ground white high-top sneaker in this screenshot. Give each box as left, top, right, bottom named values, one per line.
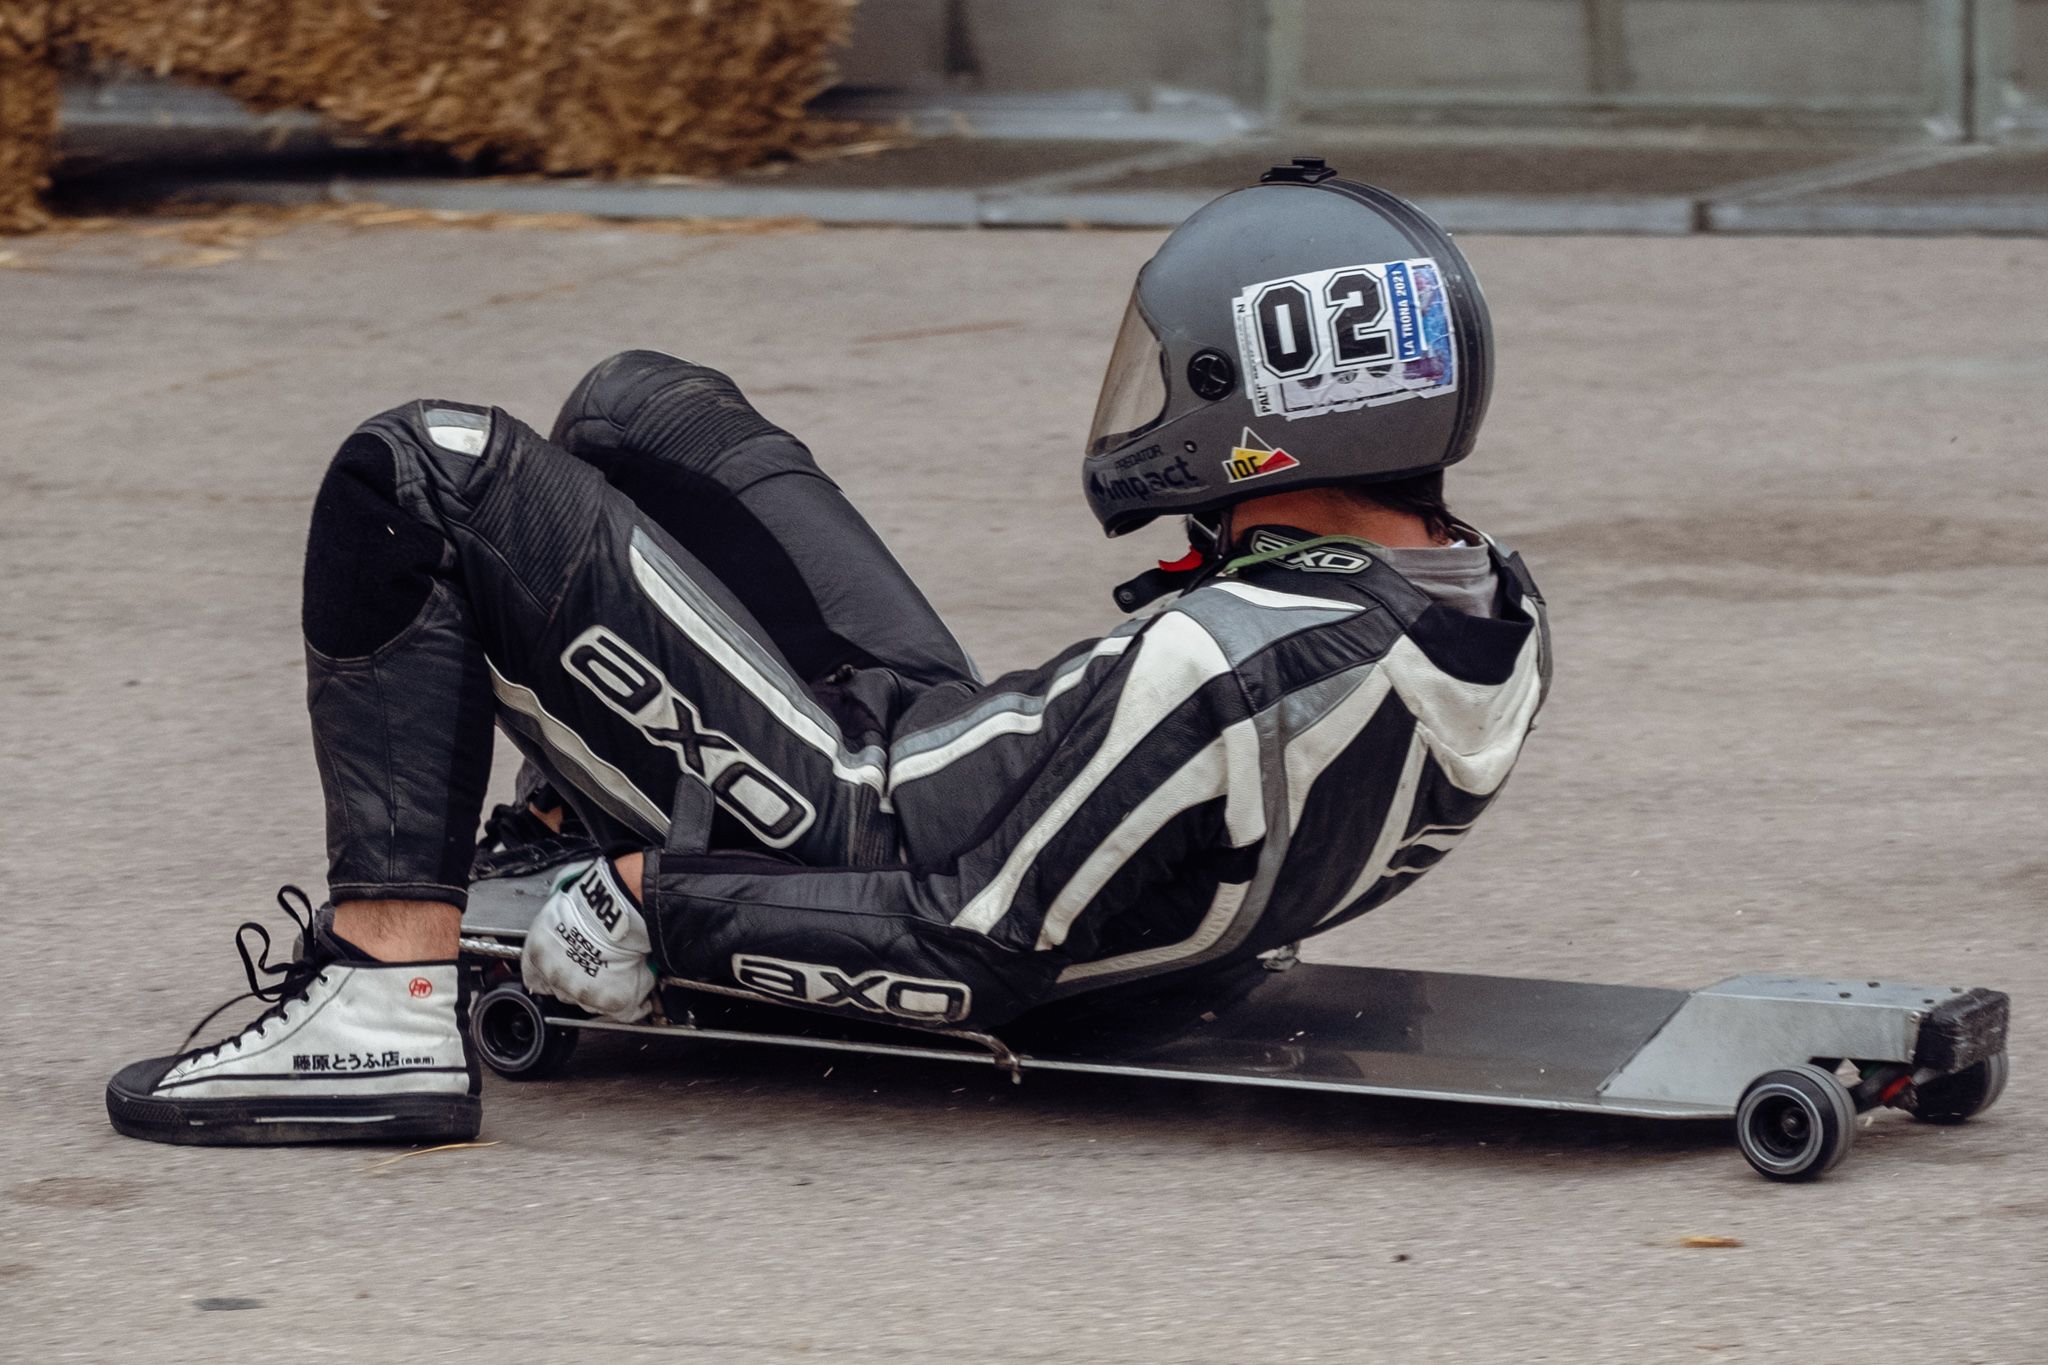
left=107, top=888, right=481, bottom=1145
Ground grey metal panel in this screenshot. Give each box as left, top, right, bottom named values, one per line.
left=1925, top=0, right=1973, bottom=138
left=1589, top=0, right=1632, bottom=95
left=826, top=0, right=2006, bottom=139
left=2018, top=0, right=2048, bottom=127
left=957, top=0, right=1264, bottom=103
left=832, top=0, right=1266, bottom=107
left=1279, top=0, right=1974, bottom=134
left=1300, top=0, right=1595, bottom=96
left=1265, top=0, right=1307, bottom=119
left=829, top=0, right=950, bottom=91
left=1622, top=0, right=1929, bottom=104
left=1155, top=0, right=1273, bottom=109
left=1598, top=975, right=1940, bottom=1106
left=1976, top=0, right=2048, bottom=136
left=1012, top=964, right=1693, bottom=1108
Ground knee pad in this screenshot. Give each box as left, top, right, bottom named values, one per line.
left=551, top=349, right=790, bottom=477
left=551, top=349, right=721, bottom=447
left=302, top=434, right=446, bottom=658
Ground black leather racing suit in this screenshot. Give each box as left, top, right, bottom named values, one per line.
left=303, top=352, right=1549, bottom=1029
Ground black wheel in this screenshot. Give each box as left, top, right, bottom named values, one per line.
left=1736, top=1064, right=1857, bottom=1181
left=472, top=981, right=580, bottom=1080
left=1913, top=1053, right=2008, bottom=1125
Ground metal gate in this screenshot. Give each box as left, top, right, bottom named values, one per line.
left=833, top=0, right=2048, bottom=142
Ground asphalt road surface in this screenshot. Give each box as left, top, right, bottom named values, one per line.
left=1, top=215, right=2043, bottom=1363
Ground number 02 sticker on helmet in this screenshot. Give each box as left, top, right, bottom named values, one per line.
left=1231, top=259, right=1458, bottom=422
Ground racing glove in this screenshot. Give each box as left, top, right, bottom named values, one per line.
left=522, top=858, right=656, bottom=1022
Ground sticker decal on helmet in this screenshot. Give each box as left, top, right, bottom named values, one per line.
left=1223, top=428, right=1300, bottom=484
left=1231, top=258, right=1458, bottom=422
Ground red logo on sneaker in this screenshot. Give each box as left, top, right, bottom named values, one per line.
left=408, top=977, right=433, bottom=998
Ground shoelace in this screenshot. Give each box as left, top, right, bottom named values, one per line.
left=174, top=886, right=328, bottom=1057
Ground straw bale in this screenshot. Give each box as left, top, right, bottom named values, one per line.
left=73, top=0, right=860, bottom=174
left=3, top=0, right=860, bottom=231
left=0, top=2, right=60, bottom=232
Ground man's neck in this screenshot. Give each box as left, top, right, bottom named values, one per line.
left=1229, top=486, right=1444, bottom=548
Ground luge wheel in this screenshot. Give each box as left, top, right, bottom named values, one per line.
left=1913, top=1053, right=2008, bottom=1125
left=1736, top=1064, right=1856, bottom=1181
left=472, top=981, right=580, bottom=1080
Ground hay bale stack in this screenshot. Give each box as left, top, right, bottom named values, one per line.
left=0, top=2, right=59, bottom=232
left=2, top=0, right=859, bottom=231
left=73, top=0, right=859, bottom=175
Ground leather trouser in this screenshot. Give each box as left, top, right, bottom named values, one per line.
left=301, top=351, right=977, bottom=908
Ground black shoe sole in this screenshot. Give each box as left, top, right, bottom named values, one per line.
left=106, top=1084, right=482, bottom=1147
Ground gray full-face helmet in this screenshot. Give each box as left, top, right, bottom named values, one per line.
left=1083, top=159, right=1493, bottom=537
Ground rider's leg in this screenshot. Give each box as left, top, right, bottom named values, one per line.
left=306, top=398, right=881, bottom=880
left=478, top=348, right=983, bottom=876
left=330, top=899, right=463, bottom=960
left=110, top=400, right=882, bottom=1143
left=106, top=420, right=500, bottom=1145
left=548, top=349, right=979, bottom=694
left=300, top=423, right=499, bottom=908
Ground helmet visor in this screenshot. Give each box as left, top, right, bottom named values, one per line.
left=1087, top=291, right=1169, bottom=456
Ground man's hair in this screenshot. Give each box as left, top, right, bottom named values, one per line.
left=1339, top=471, right=1456, bottom=543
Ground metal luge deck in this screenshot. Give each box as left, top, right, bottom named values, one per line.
left=458, top=869, right=2010, bottom=1179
